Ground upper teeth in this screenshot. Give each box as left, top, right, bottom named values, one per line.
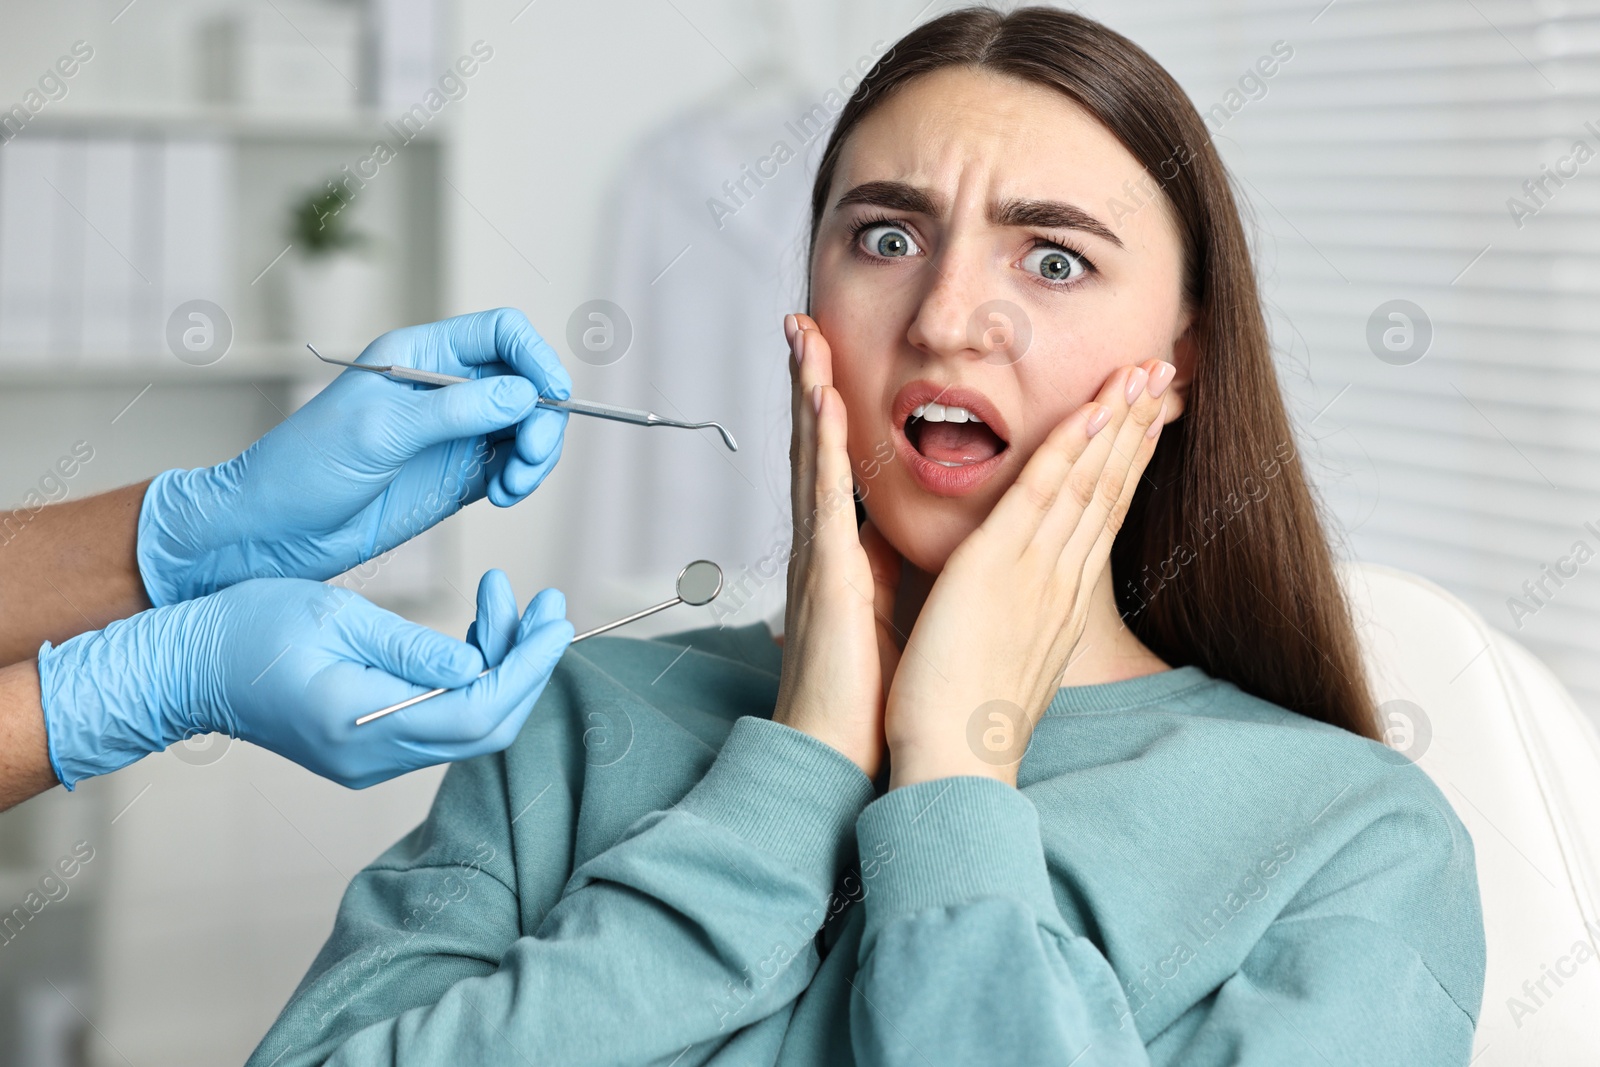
left=911, top=402, right=982, bottom=424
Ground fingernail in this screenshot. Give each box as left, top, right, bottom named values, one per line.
left=794, top=327, right=806, bottom=366
left=784, top=314, right=798, bottom=346
left=812, top=384, right=823, bottom=414
left=1085, top=403, right=1112, bottom=437
left=1148, top=362, right=1176, bottom=398
left=1125, top=367, right=1150, bottom=405
left=1146, top=398, right=1167, bottom=438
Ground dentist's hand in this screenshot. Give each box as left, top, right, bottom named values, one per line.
left=771, top=314, right=902, bottom=778
left=137, top=308, right=573, bottom=607
left=36, top=571, right=573, bottom=789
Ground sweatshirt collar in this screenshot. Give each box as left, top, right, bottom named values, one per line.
left=1045, top=665, right=1214, bottom=716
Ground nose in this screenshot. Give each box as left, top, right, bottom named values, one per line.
left=904, top=241, right=1010, bottom=365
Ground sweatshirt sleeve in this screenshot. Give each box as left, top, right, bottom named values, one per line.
left=849, top=776, right=1478, bottom=1067
left=248, top=716, right=874, bottom=1067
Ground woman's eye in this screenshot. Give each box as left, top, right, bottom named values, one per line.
left=1022, top=244, right=1089, bottom=284
left=858, top=224, right=920, bottom=259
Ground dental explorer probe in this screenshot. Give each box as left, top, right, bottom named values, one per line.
left=307, top=345, right=738, bottom=452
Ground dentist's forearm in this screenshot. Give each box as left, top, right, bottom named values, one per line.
left=0, top=481, right=152, bottom=666
left=0, top=659, right=56, bottom=811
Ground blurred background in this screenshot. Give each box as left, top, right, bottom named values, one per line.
left=0, top=0, right=1595, bottom=1063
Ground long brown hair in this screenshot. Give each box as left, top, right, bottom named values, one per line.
left=806, top=6, right=1379, bottom=740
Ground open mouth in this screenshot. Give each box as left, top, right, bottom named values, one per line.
left=891, top=382, right=1011, bottom=496
left=904, top=402, right=1009, bottom=467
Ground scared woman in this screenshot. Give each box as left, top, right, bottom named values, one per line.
left=251, top=8, right=1485, bottom=1065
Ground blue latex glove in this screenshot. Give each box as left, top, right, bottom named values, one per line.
left=36, top=571, right=573, bottom=789
left=137, top=308, right=573, bottom=607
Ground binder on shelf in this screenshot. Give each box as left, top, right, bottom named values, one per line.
left=370, top=0, right=444, bottom=110
left=129, top=138, right=167, bottom=362
left=80, top=136, right=141, bottom=365
left=48, top=138, right=87, bottom=364
left=0, top=134, right=234, bottom=370
left=0, top=137, right=59, bottom=364
left=159, top=137, right=235, bottom=364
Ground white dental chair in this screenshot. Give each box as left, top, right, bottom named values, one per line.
left=1339, top=562, right=1600, bottom=1064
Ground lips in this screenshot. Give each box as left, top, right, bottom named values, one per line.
left=890, top=380, right=1012, bottom=497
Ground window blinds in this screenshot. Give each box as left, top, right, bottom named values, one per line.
left=1095, top=0, right=1600, bottom=722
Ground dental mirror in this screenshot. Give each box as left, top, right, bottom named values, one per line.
left=675, top=559, right=724, bottom=606
left=566, top=559, right=723, bottom=641
left=354, top=560, right=725, bottom=726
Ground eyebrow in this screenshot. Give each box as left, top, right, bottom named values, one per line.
left=833, top=180, right=1124, bottom=250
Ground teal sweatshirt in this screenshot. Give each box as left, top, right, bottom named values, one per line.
left=249, top=621, right=1485, bottom=1066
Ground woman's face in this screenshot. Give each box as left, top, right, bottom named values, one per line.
left=810, top=66, right=1195, bottom=574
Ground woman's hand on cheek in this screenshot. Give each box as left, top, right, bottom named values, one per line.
left=882, top=358, right=1175, bottom=790
left=772, top=314, right=902, bottom=779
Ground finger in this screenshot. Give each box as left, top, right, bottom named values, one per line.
left=401, top=375, right=539, bottom=453
left=809, top=384, right=859, bottom=558
left=422, top=309, right=572, bottom=505
left=489, top=407, right=569, bottom=504
left=449, top=588, right=573, bottom=748
left=440, top=308, right=573, bottom=400
left=792, top=313, right=833, bottom=388
left=1075, top=394, right=1166, bottom=586
left=785, top=314, right=815, bottom=606
left=517, top=586, right=571, bottom=639
left=790, top=318, right=823, bottom=505
left=796, top=319, right=846, bottom=542
left=471, top=568, right=520, bottom=667
left=477, top=438, right=515, bottom=506
left=1027, top=364, right=1146, bottom=554
left=515, top=403, right=568, bottom=470
left=377, top=587, right=571, bottom=745
left=1051, top=362, right=1167, bottom=568
left=342, top=598, right=485, bottom=689
left=978, top=400, right=1107, bottom=557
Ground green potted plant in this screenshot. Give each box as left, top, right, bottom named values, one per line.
left=282, top=180, right=379, bottom=351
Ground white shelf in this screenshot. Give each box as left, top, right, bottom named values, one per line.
left=25, top=103, right=452, bottom=144
left=0, top=344, right=351, bottom=386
